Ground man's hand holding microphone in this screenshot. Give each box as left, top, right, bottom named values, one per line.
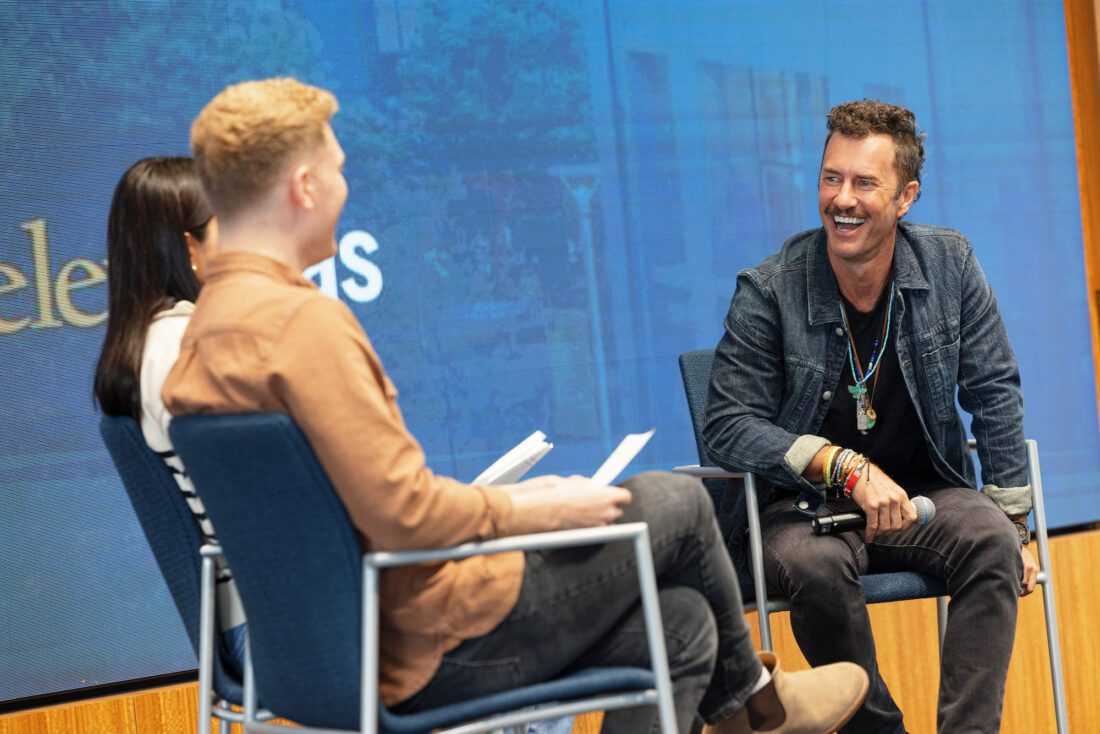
left=849, top=465, right=918, bottom=543
left=807, top=446, right=929, bottom=543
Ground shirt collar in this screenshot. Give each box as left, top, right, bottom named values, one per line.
left=151, top=299, right=195, bottom=321
left=203, top=251, right=316, bottom=290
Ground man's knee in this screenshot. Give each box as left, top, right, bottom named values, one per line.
left=934, top=490, right=1021, bottom=563
left=968, top=510, right=1023, bottom=579
left=620, top=471, right=716, bottom=529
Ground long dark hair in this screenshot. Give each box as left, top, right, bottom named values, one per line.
left=94, top=157, right=212, bottom=418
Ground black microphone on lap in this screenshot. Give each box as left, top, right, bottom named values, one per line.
left=811, top=496, right=936, bottom=535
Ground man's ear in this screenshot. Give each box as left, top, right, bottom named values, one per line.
left=896, top=180, right=919, bottom=218
left=289, top=164, right=315, bottom=211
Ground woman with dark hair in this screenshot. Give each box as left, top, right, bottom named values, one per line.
left=94, top=156, right=246, bottom=668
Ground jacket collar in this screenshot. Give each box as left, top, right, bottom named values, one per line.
left=806, top=223, right=929, bottom=326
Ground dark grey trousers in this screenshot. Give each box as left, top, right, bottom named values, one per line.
left=396, top=471, right=763, bottom=733
left=761, top=486, right=1023, bottom=734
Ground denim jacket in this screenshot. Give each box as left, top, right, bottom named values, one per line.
left=703, top=221, right=1031, bottom=524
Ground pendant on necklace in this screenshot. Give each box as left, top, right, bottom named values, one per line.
left=855, top=393, right=870, bottom=433
left=849, top=383, right=870, bottom=432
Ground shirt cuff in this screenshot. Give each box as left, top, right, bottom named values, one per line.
left=783, top=434, right=831, bottom=479
left=980, top=484, right=1032, bottom=516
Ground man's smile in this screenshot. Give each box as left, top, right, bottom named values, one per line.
left=832, top=214, right=866, bottom=233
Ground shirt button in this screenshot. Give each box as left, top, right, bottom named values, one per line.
left=835, top=327, right=844, bottom=336
left=797, top=500, right=810, bottom=511
left=822, top=391, right=832, bottom=400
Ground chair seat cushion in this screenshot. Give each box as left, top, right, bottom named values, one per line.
left=761, top=571, right=949, bottom=614
left=379, top=666, right=655, bottom=734
left=861, top=572, right=947, bottom=604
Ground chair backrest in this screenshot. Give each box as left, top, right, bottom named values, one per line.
left=677, top=348, right=756, bottom=590
left=169, top=413, right=363, bottom=730
left=98, top=415, right=243, bottom=703
left=678, top=349, right=717, bottom=466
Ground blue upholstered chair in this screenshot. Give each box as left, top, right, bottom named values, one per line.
left=169, top=412, right=678, bottom=734
left=99, top=415, right=274, bottom=734
left=675, top=348, right=1068, bottom=734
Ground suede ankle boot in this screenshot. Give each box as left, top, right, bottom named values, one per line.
left=704, top=652, right=869, bottom=734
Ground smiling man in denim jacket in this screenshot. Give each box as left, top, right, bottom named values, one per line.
left=703, top=99, right=1037, bottom=734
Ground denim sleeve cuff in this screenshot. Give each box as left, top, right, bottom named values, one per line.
left=783, top=434, right=831, bottom=479
left=980, top=484, right=1033, bottom=516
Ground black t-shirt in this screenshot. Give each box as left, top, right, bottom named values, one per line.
left=819, top=282, right=949, bottom=493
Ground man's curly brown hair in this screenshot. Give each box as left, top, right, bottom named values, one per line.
left=825, top=99, right=925, bottom=202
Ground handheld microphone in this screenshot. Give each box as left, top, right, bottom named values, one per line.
left=811, top=496, right=936, bottom=535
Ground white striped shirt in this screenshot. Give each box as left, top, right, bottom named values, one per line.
left=140, top=300, right=246, bottom=631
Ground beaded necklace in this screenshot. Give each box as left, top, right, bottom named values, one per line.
left=838, top=281, right=895, bottom=434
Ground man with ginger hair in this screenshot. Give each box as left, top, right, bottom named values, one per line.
left=165, top=77, right=869, bottom=734
left=704, top=99, right=1035, bottom=733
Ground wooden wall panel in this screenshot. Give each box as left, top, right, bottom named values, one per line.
left=129, top=684, right=198, bottom=733
left=2, top=530, right=1098, bottom=734
left=573, top=712, right=603, bottom=734
left=1066, top=0, right=1100, bottom=416
left=1047, top=526, right=1100, bottom=732
left=0, top=692, right=137, bottom=734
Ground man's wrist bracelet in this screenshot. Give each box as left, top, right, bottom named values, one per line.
left=823, top=449, right=867, bottom=497
left=843, top=457, right=870, bottom=497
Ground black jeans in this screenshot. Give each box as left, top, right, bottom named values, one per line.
left=397, top=471, right=762, bottom=733
left=761, top=486, right=1023, bottom=734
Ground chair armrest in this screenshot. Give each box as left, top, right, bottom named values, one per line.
left=200, top=544, right=224, bottom=559
left=672, top=464, right=745, bottom=479
left=674, top=463, right=774, bottom=647
left=359, top=521, right=677, bottom=734
left=364, top=522, right=649, bottom=569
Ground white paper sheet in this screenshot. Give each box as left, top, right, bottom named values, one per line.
left=591, top=429, right=655, bottom=486
left=473, top=431, right=553, bottom=485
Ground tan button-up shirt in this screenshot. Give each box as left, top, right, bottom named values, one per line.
left=162, top=252, right=523, bottom=705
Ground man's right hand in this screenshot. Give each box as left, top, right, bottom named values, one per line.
left=508, top=475, right=633, bottom=535
left=849, top=465, right=917, bottom=543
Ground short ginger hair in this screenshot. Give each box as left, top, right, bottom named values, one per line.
left=825, top=99, right=925, bottom=201
left=190, top=78, right=339, bottom=217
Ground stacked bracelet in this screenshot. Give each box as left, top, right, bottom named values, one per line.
left=822, top=446, right=868, bottom=498
left=822, top=446, right=841, bottom=488
left=842, top=456, right=870, bottom=497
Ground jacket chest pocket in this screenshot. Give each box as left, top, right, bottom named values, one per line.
left=920, top=337, right=960, bottom=423
left=781, top=359, right=825, bottom=428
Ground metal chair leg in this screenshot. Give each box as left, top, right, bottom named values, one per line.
left=634, top=528, right=678, bottom=733
left=935, top=595, right=948, bottom=656
left=199, top=555, right=217, bottom=734
left=1027, top=440, right=1068, bottom=734
left=1038, top=575, right=1069, bottom=734
left=243, top=635, right=258, bottom=725
left=743, top=474, right=774, bottom=651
